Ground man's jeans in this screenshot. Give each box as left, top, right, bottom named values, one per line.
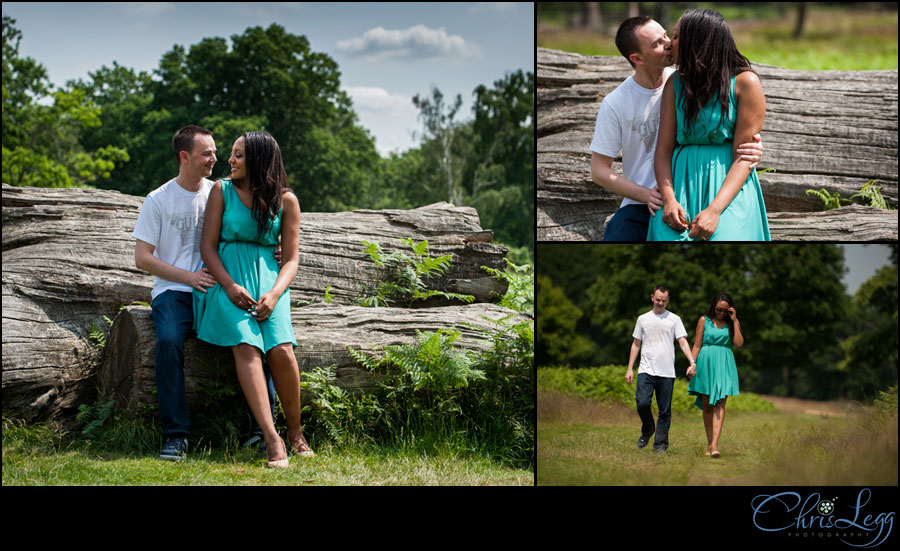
left=604, top=204, right=650, bottom=241
left=151, top=290, right=275, bottom=439
left=635, top=373, right=675, bottom=450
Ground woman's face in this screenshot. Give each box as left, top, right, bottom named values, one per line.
left=671, top=18, right=681, bottom=65
left=714, top=300, right=730, bottom=320
left=229, top=137, right=246, bottom=180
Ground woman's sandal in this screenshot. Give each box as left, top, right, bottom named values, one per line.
left=710, top=450, right=721, bottom=459
left=289, top=433, right=316, bottom=458
left=266, top=438, right=290, bottom=469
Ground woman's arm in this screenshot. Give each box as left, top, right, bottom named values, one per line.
left=692, top=316, right=705, bottom=361
left=200, top=182, right=255, bottom=307
left=690, top=71, right=766, bottom=239
left=255, top=191, right=300, bottom=319
left=730, top=308, right=744, bottom=348
left=655, top=76, right=689, bottom=231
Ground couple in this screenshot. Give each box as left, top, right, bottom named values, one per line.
left=592, top=9, right=770, bottom=241
left=133, top=125, right=314, bottom=468
left=625, top=286, right=742, bottom=457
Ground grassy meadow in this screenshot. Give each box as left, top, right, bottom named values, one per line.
left=537, top=5, right=898, bottom=70
left=537, top=368, right=898, bottom=486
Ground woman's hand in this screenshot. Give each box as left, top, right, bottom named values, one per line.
left=226, top=283, right=256, bottom=311
left=728, top=307, right=738, bottom=321
left=689, top=208, right=721, bottom=241
left=254, top=290, right=279, bottom=321
left=662, top=199, right=689, bottom=232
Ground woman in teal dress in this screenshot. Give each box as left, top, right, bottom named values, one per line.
left=687, top=293, right=743, bottom=458
left=648, top=8, right=770, bottom=241
left=194, top=131, right=313, bottom=467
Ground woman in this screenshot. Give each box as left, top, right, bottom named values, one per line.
left=648, top=8, right=770, bottom=241
left=687, top=293, right=743, bottom=458
left=193, top=131, right=314, bottom=468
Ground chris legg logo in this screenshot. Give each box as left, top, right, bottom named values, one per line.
left=751, top=489, right=894, bottom=547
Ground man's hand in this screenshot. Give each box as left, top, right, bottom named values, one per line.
left=646, top=186, right=663, bottom=217
left=686, top=365, right=697, bottom=380
left=625, top=368, right=634, bottom=386
left=189, top=268, right=216, bottom=293
left=736, top=133, right=763, bottom=169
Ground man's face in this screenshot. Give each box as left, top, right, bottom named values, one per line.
left=183, top=134, right=217, bottom=178
left=633, top=20, right=673, bottom=68
left=651, top=290, right=669, bottom=309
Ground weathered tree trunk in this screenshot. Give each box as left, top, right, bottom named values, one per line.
left=99, top=303, right=529, bottom=414
left=2, top=183, right=512, bottom=421
left=537, top=48, right=899, bottom=241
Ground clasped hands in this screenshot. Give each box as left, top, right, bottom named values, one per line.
left=226, top=283, right=278, bottom=321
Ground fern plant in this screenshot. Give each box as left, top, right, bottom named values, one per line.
left=851, top=180, right=893, bottom=210
left=357, top=239, right=475, bottom=308
left=482, top=259, right=534, bottom=314
left=806, top=188, right=850, bottom=210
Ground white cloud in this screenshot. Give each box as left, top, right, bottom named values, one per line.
left=336, top=24, right=480, bottom=60
left=343, top=86, right=419, bottom=157
left=345, top=86, right=414, bottom=113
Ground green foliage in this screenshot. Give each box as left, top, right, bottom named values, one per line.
left=806, top=188, right=850, bottom=210
left=357, top=238, right=475, bottom=307
left=851, top=180, right=894, bottom=210
left=302, top=318, right=534, bottom=469
left=76, top=399, right=117, bottom=440
left=874, top=385, right=898, bottom=411
left=482, top=259, right=534, bottom=314
left=537, top=366, right=777, bottom=414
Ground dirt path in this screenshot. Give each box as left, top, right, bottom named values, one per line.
left=759, top=395, right=855, bottom=418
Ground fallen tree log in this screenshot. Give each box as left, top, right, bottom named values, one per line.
left=99, top=303, right=529, bottom=415
left=1, top=183, right=511, bottom=421
left=537, top=47, right=899, bottom=241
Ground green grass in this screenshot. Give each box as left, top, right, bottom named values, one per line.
left=538, top=390, right=898, bottom=486
left=538, top=5, right=898, bottom=70
left=1, top=416, right=531, bottom=486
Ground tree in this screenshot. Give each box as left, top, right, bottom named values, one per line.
left=413, top=87, right=465, bottom=206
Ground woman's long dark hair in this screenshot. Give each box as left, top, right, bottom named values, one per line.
left=705, top=292, right=735, bottom=340
left=236, top=131, right=291, bottom=237
left=677, top=8, right=755, bottom=131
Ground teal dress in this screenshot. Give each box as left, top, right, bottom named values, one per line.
left=193, top=179, right=296, bottom=355
left=688, top=316, right=740, bottom=409
left=647, top=73, right=770, bottom=241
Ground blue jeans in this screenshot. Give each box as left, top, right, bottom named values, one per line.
left=604, top=204, right=650, bottom=241
left=635, top=373, right=674, bottom=450
left=151, top=290, right=275, bottom=439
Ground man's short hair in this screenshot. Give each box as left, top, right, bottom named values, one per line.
left=172, top=125, right=212, bottom=165
left=616, top=16, right=653, bottom=68
left=652, top=285, right=670, bottom=296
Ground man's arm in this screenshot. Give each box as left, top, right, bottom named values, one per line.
left=591, top=153, right=663, bottom=215
left=135, top=239, right=216, bottom=293
left=677, top=336, right=696, bottom=378
left=625, top=337, right=641, bottom=385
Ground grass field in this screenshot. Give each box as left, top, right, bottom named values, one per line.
left=538, top=390, right=898, bottom=486
left=538, top=5, right=898, bottom=70
left=2, top=418, right=532, bottom=486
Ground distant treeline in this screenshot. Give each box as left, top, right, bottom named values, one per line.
left=537, top=244, right=899, bottom=401
left=2, top=17, right=534, bottom=256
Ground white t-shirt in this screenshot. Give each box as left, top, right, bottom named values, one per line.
left=632, top=308, right=687, bottom=378
left=590, top=67, right=676, bottom=209
left=132, top=178, right=215, bottom=300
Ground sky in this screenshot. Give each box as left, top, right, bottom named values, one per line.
left=2, top=2, right=534, bottom=157
left=840, top=244, right=894, bottom=296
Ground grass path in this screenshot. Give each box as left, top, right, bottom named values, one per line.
left=538, top=391, right=897, bottom=486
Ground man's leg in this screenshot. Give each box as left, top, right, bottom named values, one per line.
left=150, top=291, right=194, bottom=455
left=654, top=377, right=675, bottom=452
left=603, top=204, right=651, bottom=242
left=634, top=373, right=656, bottom=447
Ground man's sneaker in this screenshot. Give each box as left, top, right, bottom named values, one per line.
left=655, top=447, right=667, bottom=454
left=159, top=437, right=188, bottom=462
left=241, top=434, right=267, bottom=454
left=637, top=435, right=652, bottom=449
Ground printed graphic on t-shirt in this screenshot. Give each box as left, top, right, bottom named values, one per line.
left=643, top=317, right=670, bottom=348
left=631, top=114, right=660, bottom=155
left=170, top=211, right=203, bottom=256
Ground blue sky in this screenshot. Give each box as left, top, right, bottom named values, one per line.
left=3, top=2, right=534, bottom=156
left=840, top=245, right=894, bottom=296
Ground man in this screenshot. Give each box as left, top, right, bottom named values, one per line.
left=132, top=125, right=275, bottom=461
left=591, top=16, right=763, bottom=241
left=625, top=285, right=695, bottom=453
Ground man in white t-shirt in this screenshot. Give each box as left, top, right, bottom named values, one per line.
left=625, top=285, right=695, bottom=453
left=132, top=125, right=280, bottom=461
left=590, top=16, right=763, bottom=241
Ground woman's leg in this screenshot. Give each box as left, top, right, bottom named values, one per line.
left=266, top=344, right=313, bottom=453
left=701, top=395, right=714, bottom=454
left=232, top=344, right=286, bottom=461
left=710, top=396, right=727, bottom=454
